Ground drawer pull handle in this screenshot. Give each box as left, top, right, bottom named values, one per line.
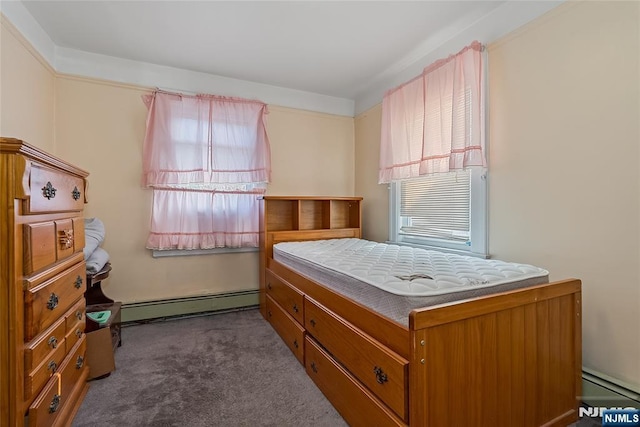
left=76, top=311, right=83, bottom=321
left=72, top=186, right=81, bottom=200
left=47, top=360, right=58, bottom=372
left=309, top=319, right=316, bottom=327
left=42, top=182, right=57, bottom=200
left=49, top=394, right=61, bottom=413
left=76, top=355, right=84, bottom=369
left=47, top=336, right=58, bottom=349
left=292, top=304, right=299, bottom=313
left=293, top=339, right=298, bottom=349
left=74, top=276, right=83, bottom=289
left=58, top=229, right=74, bottom=249
left=267, top=311, right=272, bottom=318
left=76, top=329, right=83, bottom=338
left=374, top=366, right=388, bottom=384
left=47, top=293, right=59, bottom=310
left=267, top=282, right=272, bottom=290
left=310, top=362, right=318, bottom=373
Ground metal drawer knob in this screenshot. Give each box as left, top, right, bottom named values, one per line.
left=76, top=310, right=83, bottom=321
left=309, top=319, right=316, bottom=327
left=267, top=282, right=272, bottom=290
left=374, top=366, right=388, bottom=384
left=76, top=355, right=84, bottom=369
left=76, top=329, right=83, bottom=338
left=74, top=276, right=83, bottom=289
left=47, top=336, right=58, bottom=349
left=42, top=182, right=57, bottom=200
left=47, top=293, right=59, bottom=310
left=49, top=394, right=60, bottom=413
left=47, top=360, right=57, bottom=372
left=72, top=186, right=81, bottom=200
left=292, top=304, right=299, bottom=313
left=293, top=339, right=298, bottom=349
left=310, top=362, right=318, bottom=373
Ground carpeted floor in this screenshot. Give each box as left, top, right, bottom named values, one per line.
left=73, top=309, right=347, bottom=427
left=73, top=308, right=602, bottom=427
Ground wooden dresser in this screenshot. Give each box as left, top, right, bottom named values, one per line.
left=1, top=138, right=90, bottom=427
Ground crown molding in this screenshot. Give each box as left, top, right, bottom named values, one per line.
left=353, top=0, right=565, bottom=115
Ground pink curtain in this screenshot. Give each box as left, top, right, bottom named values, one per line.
left=143, top=92, right=271, bottom=186
left=379, top=41, right=486, bottom=183
left=146, top=188, right=264, bottom=249
left=142, top=91, right=271, bottom=250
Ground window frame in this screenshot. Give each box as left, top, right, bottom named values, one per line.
left=388, top=166, right=488, bottom=258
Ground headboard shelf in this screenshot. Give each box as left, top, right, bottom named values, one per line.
left=260, top=196, right=362, bottom=232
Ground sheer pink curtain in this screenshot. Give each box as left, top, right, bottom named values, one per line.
left=142, top=91, right=271, bottom=250
left=379, top=41, right=486, bottom=183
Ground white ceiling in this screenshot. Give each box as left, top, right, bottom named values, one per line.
left=19, top=1, right=508, bottom=100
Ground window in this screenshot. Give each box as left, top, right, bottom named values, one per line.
left=389, top=167, right=487, bottom=257
left=380, top=42, right=487, bottom=256
left=142, top=91, right=271, bottom=253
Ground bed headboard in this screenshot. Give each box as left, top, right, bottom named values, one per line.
left=259, top=196, right=362, bottom=256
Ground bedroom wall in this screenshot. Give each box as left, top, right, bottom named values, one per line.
left=53, top=75, right=354, bottom=304
left=354, top=0, right=640, bottom=391
left=0, top=16, right=55, bottom=151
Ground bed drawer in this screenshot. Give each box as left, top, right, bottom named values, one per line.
left=25, top=262, right=86, bottom=341
left=305, top=297, right=408, bottom=421
left=305, top=336, right=406, bottom=427
left=265, top=270, right=304, bottom=325
left=266, top=295, right=305, bottom=364
left=26, top=162, right=85, bottom=214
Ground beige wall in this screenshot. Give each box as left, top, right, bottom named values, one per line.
left=354, top=104, right=388, bottom=243
left=52, top=76, right=355, bottom=304
left=488, top=1, right=639, bottom=388
left=355, top=1, right=640, bottom=389
left=0, top=16, right=55, bottom=151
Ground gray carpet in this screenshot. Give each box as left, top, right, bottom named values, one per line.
left=73, top=309, right=347, bottom=427
left=73, top=308, right=602, bottom=427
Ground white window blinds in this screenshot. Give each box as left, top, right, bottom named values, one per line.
left=399, top=170, right=470, bottom=242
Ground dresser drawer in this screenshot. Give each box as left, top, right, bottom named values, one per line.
left=27, top=337, right=87, bottom=427
left=266, top=295, right=305, bottom=364
left=59, top=337, right=87, bottom=398
left=24, top=219, right=85, bottom=275
left=24, top=317, right=66, bottom=373
left=265, top=270, right=304, bottom=325
left=25, top=338, right=66, bottom=400
left=305, top=297, right=408, bottom=421
left=26, top=162, right=85, bottom=214
left=25, top=262, right=86, bottom=341
left=305, top=336, right=406, bottom=427
left=64, top=300, right=86, bottom=353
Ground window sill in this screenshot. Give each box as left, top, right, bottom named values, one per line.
left=152, top=247, right=258, bottom=258
left=386, top=240, right=490, bottom=259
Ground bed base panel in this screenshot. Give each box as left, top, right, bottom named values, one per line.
left=260, top=225, right=581, bottom=426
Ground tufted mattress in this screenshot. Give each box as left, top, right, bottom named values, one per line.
left=273, top=238, right=549, bottom=326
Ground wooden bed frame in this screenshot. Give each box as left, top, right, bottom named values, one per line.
left=259, top=196, right=582, bottom=427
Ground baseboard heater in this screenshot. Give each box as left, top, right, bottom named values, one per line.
left=582, top=368, right=640, bottom=408
left=121, top=290, right=259, bottom=323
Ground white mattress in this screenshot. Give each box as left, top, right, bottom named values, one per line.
left=274, top=238, right=549, bottom=297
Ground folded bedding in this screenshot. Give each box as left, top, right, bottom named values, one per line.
left=83, top=217, right=105, bottom=260
left=86, top=246, right=110, bottom=275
